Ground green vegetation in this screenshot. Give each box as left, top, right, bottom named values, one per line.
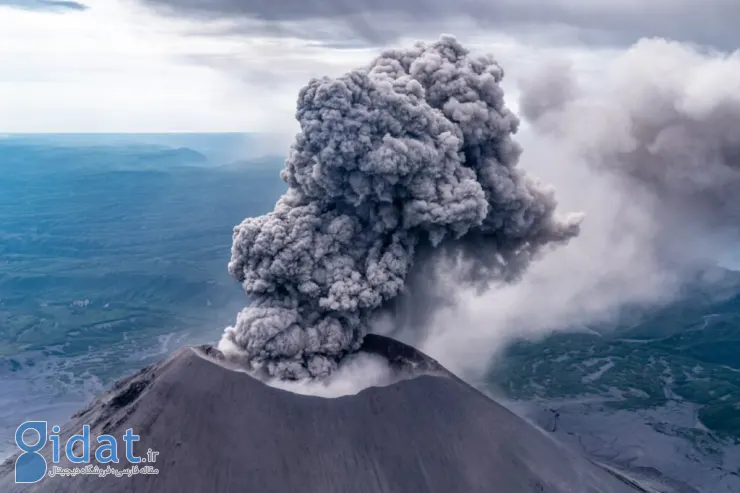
left=488, top=295, right=740, bottom=442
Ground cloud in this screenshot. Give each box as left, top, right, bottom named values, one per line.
left=0, top=0, right=375, bottom=133
left=3, top=0, right=87, bottom=11
left=137, top=0, right=740, bottom=49
left=3, top=0, right=607, bottom=137
left=0, top=0, right=616, bottom=135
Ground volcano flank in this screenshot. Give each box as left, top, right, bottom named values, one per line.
left=1, top=335, right=651, bottom=493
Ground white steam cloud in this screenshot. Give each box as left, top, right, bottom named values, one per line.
left=219, top=35, right=582, bottom=380
left=257, top=353, right=396, bottom=398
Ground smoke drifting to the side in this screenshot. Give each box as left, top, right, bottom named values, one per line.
left=522, top=39, right=740, bottom=233
left=520, top=38, right=740, bottom=288
left=413, top=38, right=740, bottom=379
left=219, top=35, right=581, bottom=380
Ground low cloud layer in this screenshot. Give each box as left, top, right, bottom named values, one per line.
left=138, top=0, right=740, bottom=49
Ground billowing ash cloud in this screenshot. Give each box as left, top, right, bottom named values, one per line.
left=219, top=35, right=581, bottom=379
left=521, top=38, right=740, bottom=236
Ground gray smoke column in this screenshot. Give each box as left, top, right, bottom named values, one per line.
left=219, top=35, right=582, bottom=380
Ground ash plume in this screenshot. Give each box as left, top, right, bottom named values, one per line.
left=219, top=35, right=581, bottom=380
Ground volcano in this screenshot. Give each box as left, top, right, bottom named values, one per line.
left=0, top=335, right=650, bottom=492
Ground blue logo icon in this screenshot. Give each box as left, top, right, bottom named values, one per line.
left=15, top=421, right=48, bottom=483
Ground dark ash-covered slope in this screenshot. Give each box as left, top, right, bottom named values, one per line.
left=0, top=335, right=649, bottom=493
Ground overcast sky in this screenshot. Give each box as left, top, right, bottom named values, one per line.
left=0, top=0, right=735, bottom=133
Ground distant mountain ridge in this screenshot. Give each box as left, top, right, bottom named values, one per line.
left=0, top=133, right=284, bottom=165
left=0, top=139, right=208, bottom=173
